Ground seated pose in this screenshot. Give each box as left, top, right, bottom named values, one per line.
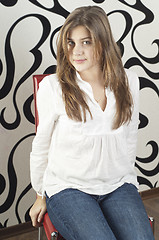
left=29, top=6, right=154, bottom=240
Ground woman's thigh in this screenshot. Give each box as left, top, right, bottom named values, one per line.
left=100, top=183, right=154, bottom=240
left=46, top=188, right=116, bottom=240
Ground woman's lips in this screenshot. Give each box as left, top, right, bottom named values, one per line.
left=74, top=59, right=86, bottom=64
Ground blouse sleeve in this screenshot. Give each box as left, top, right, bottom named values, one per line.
left=30, top=76, right=58, bottom=196
left=125, top=69, right=140, bottom=166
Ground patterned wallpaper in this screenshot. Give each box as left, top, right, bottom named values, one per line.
left=0, top=0, right=159, bottom=228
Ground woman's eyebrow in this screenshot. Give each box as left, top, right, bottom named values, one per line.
left=67, top=37, right=92, bottom=41
left=81, top=37, right=92, bottom=40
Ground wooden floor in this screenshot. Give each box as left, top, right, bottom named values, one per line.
left=4, top=229, right=41, bottom=240
left=141, top=188, right=159, bottom=240
left=1, top=188, right=159, bottom=240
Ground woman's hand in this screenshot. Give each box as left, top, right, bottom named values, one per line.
left=29, top=195, right=47, bottom=227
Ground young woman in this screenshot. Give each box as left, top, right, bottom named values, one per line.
left=29, top=6, right=154, bottom=240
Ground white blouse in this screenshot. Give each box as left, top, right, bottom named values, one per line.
left=30, top=69, right=139, bottom=197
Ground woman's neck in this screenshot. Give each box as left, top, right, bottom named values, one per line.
left=78, top=68, right=104, bottom=87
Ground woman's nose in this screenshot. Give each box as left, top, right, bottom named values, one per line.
left=73, top=44, right=83, bottom=55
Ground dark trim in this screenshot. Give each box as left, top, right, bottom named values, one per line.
left=0, top=221, right=37, bottom=239
left=140, top=187, right=159, bottom=200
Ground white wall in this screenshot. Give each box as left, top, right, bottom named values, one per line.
left=0, top=0, right=159, bottom=227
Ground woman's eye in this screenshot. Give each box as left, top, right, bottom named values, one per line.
left=83, top=40, right=91, bottom=45
left=67, top=41, right=75, bottom=46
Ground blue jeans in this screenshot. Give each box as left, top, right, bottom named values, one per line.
left=46, top=183, right=154, bottom=240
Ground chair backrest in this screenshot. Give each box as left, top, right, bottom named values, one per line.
left=33, top=74, right=62, bottom=240
left=33, top=74, right=50, bottom=131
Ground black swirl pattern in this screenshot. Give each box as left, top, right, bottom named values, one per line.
left=0, top=134, right=35, bottom=215
left=125, top=57, right=159, bottom=79
left=0, top=0, right=18, bottom=7
left=28, top=0, right=69, bottom=18
left=0, top=14, right=51, bottom=130
left=140, top=77, right=159, bottom=97
left=121, top=0, right=159, bottom=64
left=0, top=0, right=158, bottom=228
left=108, top=10, right=132, bottom=56
left=137, top=176, right=157, bottom=189
left=15, top=183, right=32, bottom=224
left=136, top=141, right=158, bottom=164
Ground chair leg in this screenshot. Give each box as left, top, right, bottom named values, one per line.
left=149, top=217, right=154, bottom=234
left=38, top=226, right=43, bottom=240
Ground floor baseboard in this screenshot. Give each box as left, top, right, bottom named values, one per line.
left=0, top=221, right=37, bottom=239
left=140, top=187, right=159, bottom=200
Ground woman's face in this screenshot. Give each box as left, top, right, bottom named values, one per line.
left=67, top=25, right=100, bottom=76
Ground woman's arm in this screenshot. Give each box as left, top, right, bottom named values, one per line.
left=30, top=76, right=58, bottom=225
left=30, top=76, right=57, bottom=195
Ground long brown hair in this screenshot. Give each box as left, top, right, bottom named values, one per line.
left=56, top=6, right=133, bottom=129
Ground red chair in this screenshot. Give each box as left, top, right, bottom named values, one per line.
left=33, top=74, right=154, bottom=240
left=33, top=74, right=65, bottom=240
